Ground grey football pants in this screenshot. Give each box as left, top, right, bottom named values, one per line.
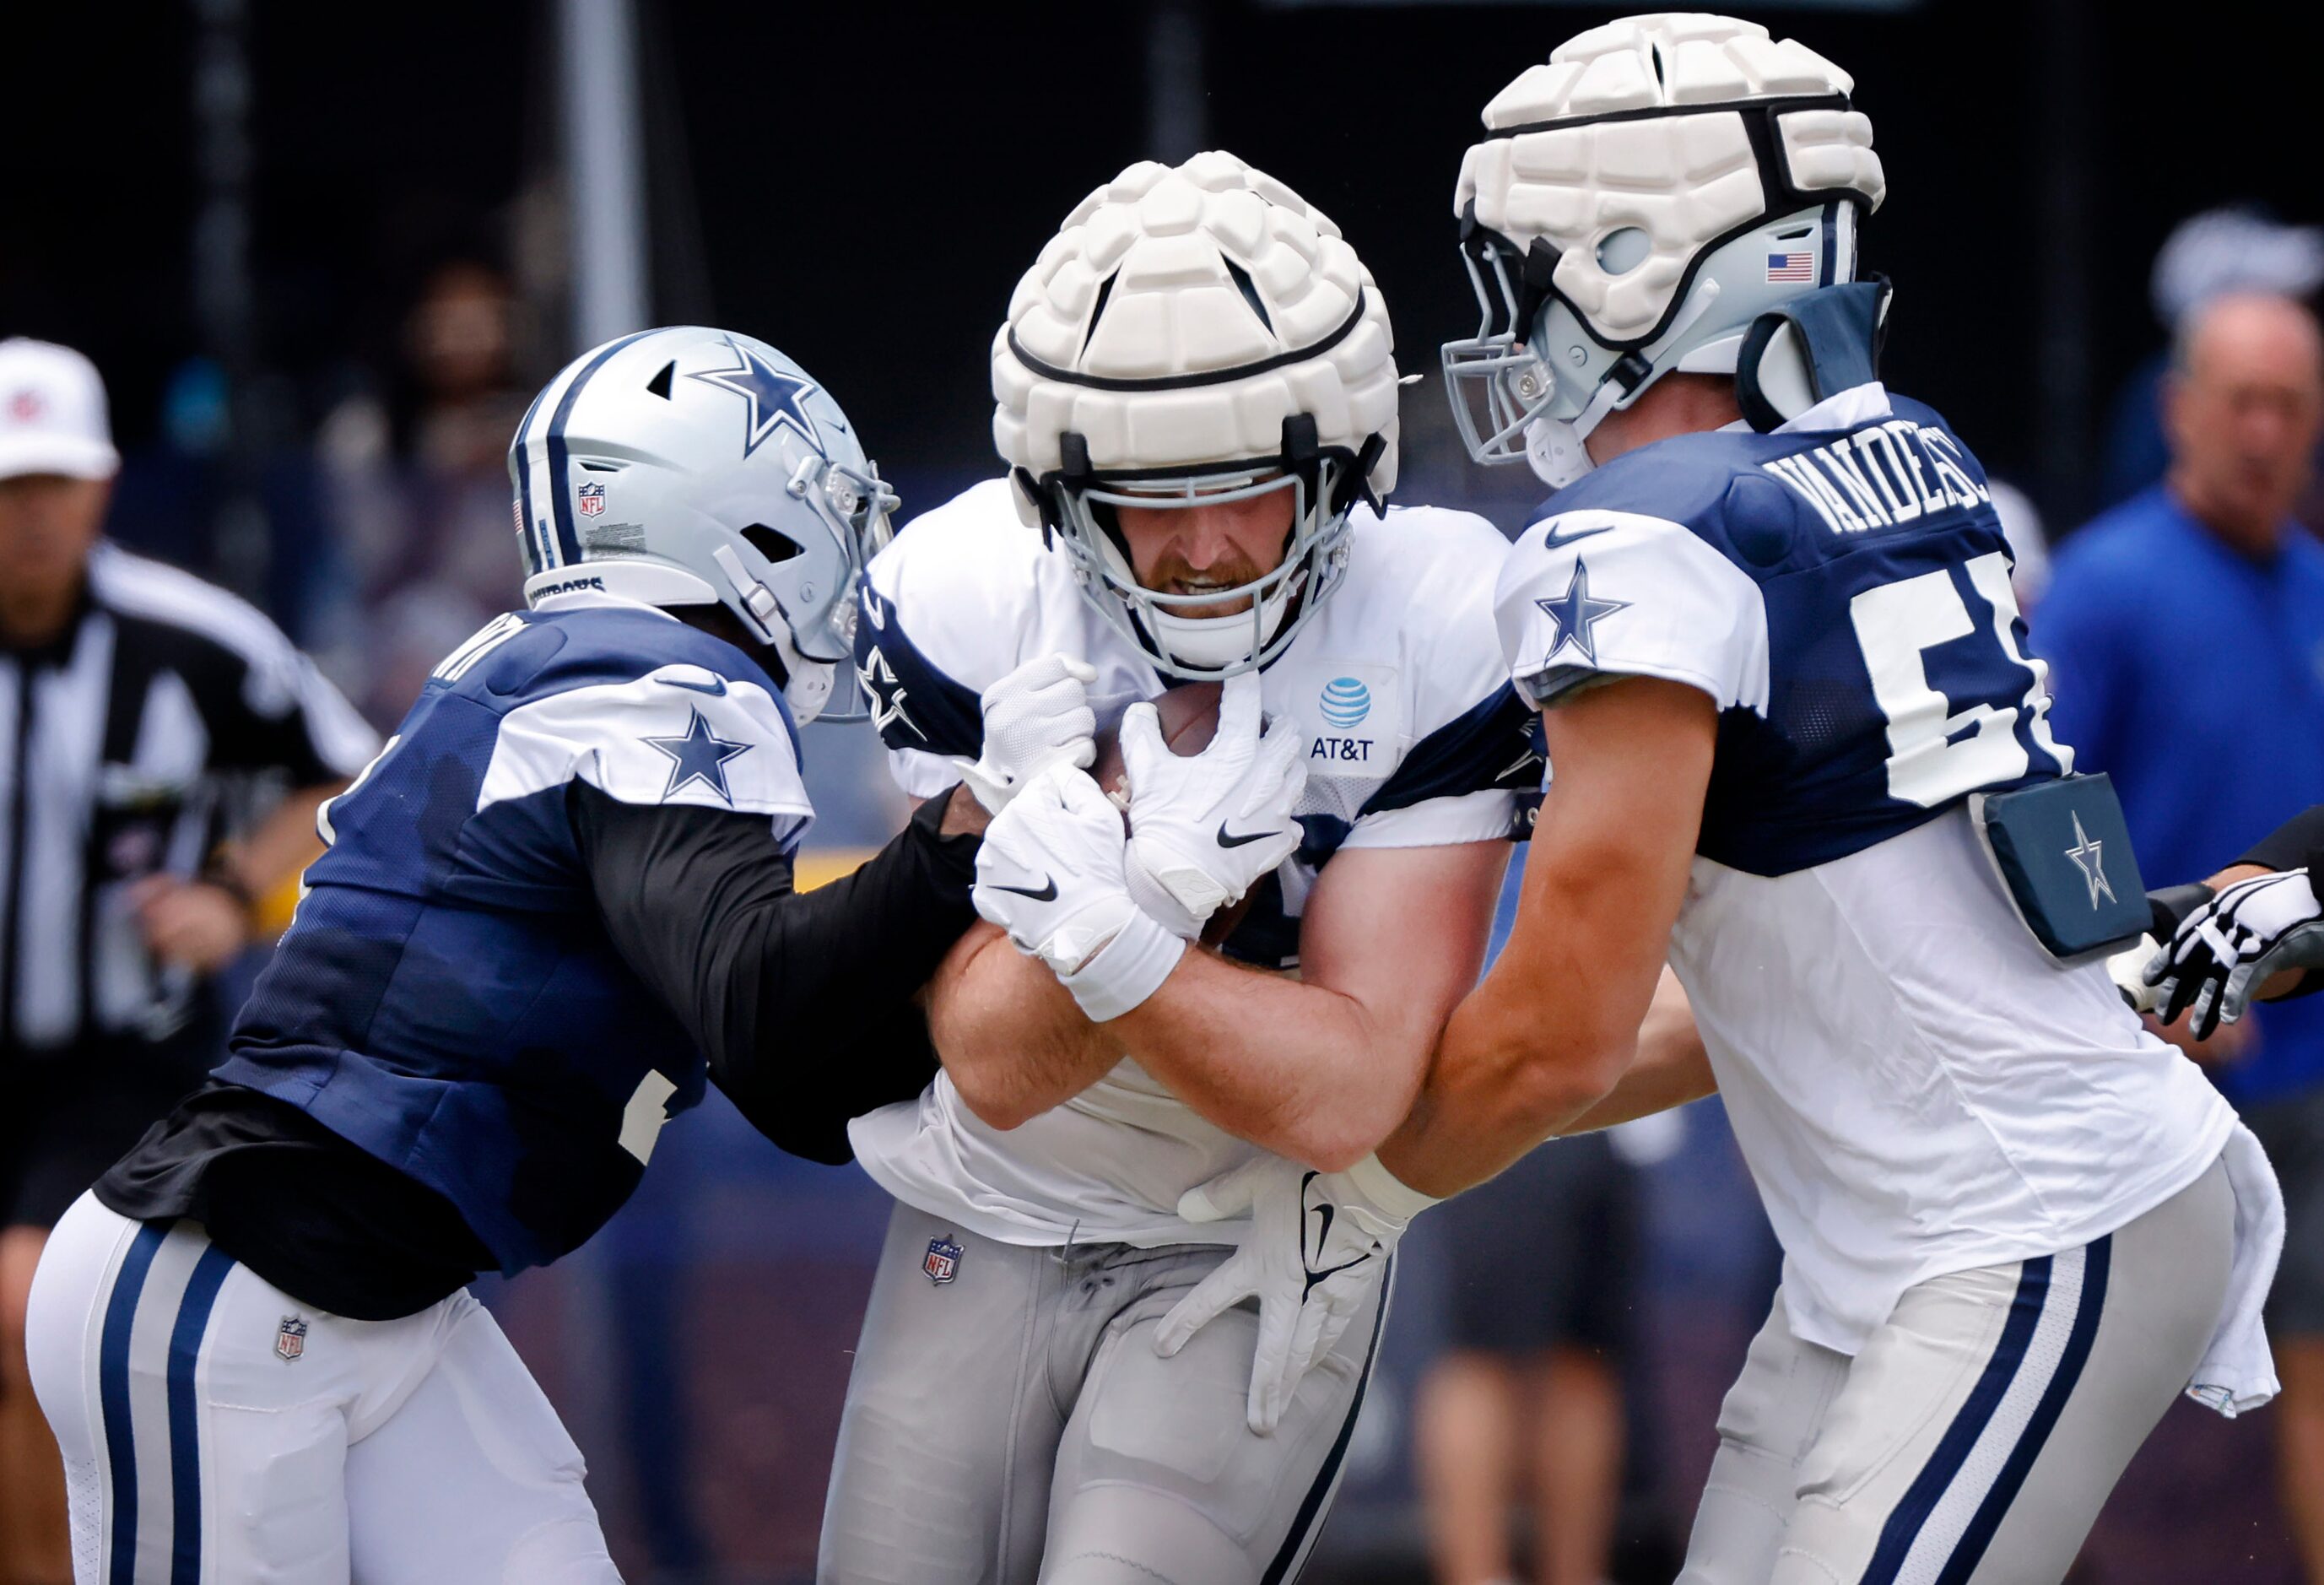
left=1678, top=1158, right=2233, bottom=1585
left=818, top=1201, right=1386, bottom=1584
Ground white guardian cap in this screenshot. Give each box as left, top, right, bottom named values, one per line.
left=508, top=326, right=897, bottom=722
left=1442, top=13, right=1885, bottom=484
left=992, top=151, right=1401, bottom=679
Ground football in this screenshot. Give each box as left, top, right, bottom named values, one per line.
left=1089, top=682, right=1223, bottom=805
left=1088, top=682, right=1260, bottom=946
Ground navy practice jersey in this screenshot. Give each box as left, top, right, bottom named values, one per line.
left=1500, top=386, right=2072, bottom=877
left=213, top=594, right=813, bottom=1275
left=1494, top=385, right=2249, bottom=1358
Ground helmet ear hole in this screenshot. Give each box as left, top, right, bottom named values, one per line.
left=743, top=524, right=804, bottom=565
left=1596, top=227, right=1651, bottom=277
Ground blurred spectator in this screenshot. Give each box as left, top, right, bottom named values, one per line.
left=2036, top=292, right=2324, bottom=1579
left=1413, top=1132, right=1640, bottom=1585
left=0, top=339, right=375, bottom=1582
left=316, top=258, right=534, bottom=722
left=2099, top=208, right=2324, bottom=511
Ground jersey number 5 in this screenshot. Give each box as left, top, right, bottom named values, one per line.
left=1849, top=550, right=2069, bottom=809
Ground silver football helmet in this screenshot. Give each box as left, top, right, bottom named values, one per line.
left=508, top=326, right=896, bottom=722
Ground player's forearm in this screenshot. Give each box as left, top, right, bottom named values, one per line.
left=1556, top=969, right=1715, bottom=1135
left=1110, top=949, right=1424, bottom=1172
left=1376, top=970, right=1632, bottom=1198
left=924, top=923, right=1123, bottom=1128
left=572, top=783, right=981, bottom=1158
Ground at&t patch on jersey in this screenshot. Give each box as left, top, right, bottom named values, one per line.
left=923, top=1235, right=963, bottom=1285
left=1302, top=662, right=1400, bottom=773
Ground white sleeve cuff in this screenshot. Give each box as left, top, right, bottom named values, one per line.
left=1059, top=908, right=1188, bottom=1023
left=1343, top=1152, right=1442, bottom=1224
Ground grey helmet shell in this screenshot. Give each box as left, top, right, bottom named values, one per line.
left=507, top=326, right=896, bottom=721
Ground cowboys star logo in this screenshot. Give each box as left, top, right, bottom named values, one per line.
left=857, top=645, right=927, bottom=742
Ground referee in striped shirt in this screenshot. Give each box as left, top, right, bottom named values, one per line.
left=0, top=340, right=376, bottom=1581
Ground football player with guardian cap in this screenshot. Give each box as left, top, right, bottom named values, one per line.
left=19, top=327, right=1094, bottom=1581
left=1164, top=15, right=2289, bottom=1584
left=819, top=151, right=1620, bottom=1583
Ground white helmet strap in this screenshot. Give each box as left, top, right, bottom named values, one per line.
left=709, top=543, right=784, bottom=645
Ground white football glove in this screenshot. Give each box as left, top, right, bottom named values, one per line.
left=1120, top=672, right=1306, bottom=938
left=2143, top=868, right=2324, bottom=1039
left=971, top=763, right=1186, bottom=1022
left=1152, top=1153, right=1436, bottom=1435
left=954, top=653, right=1098, bottom=814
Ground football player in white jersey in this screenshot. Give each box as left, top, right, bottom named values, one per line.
left=819, top=152, right=1549, bottom=1583
left=1158, top=16, right=2288, bottom=1585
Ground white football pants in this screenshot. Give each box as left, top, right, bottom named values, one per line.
left=1677, top=1157, right=2233, bottom=1585
left=25, top=1192, right=619, bottom=1583
left=819, top=1200, right=1388, bottom=1584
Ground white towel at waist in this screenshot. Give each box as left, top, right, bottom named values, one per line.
left=2186, top=1121, right=2284, bottom=1419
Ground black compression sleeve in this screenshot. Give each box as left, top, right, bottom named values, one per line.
left=569, top=784, right=981, bottom=1163
left=2238, top=804, right=2324, bottom=877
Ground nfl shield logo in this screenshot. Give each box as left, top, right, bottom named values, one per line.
left=922, top=1236, right=963, bottom=1285
left=576, top=481, right=607, bottom=517
left=275, top=1315, right=307, bottom=1363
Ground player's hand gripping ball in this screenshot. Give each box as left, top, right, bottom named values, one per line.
left=1094, top=673, right=1304, bottom=945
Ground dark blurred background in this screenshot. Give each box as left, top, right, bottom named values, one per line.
left=6, top=2, right=2319, bottom=1580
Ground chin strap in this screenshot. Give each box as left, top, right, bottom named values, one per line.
left=1735, top=278, right=1892, bottom=433
left=1523, top=375, right=1632, bottom=488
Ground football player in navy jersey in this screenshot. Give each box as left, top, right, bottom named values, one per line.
left=1162, top=16, right=2288, bottom=1585
left=16, top=326, right=1097, bottom=1582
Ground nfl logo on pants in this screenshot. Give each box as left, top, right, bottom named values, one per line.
left=922, top=1236, right=962, bottom=1285
left=276, top=1315, right=308, bottom=1362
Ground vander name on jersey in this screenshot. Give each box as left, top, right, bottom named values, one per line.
left=1759, top=416, right=1990, bottom=537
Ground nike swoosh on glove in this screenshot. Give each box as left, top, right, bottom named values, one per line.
left=971, top=763, right=1186, bottom=1022
left=1120, top=671, right=1306, bottom=938
left=2144, top=868, right=2324, bottom=1039
left=1152, top=1153, right=1436, bottom=1434
left=955, top=652, right=1099, bottom=814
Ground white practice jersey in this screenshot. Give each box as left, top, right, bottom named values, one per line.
left=1494, top=383, right=2234, bottom=1355
left=849, top=478, right=1530, bottom=1246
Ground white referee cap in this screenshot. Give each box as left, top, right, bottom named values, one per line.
left=0, top=338, right=120, bottom=482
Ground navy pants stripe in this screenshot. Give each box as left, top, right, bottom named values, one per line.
left=165, top=1246, right=236, bottom=1584
left=1860, top=1236, right=2113, bottom=1585
left=94, top=1225, right=237, bottom=1585
left=99, top=1226, right=165, bottom=1585
left=1861, top=1257, right=2053, bottom=1582
left=1262, top=1255, right=1394, bottom=1585
left=1936, top=1237, right=2113, bottom=1584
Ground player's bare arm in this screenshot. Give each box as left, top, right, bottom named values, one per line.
left=1111, top=837, right=1505, bottom=1171
left=1555, top=965, right=1714, bottom=1137
left=1379, top=675, right=1715, bottom=1198
left=921, top=918, right=1123, bottom=1128
left=927, top=835, right=1505, bottom=1164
